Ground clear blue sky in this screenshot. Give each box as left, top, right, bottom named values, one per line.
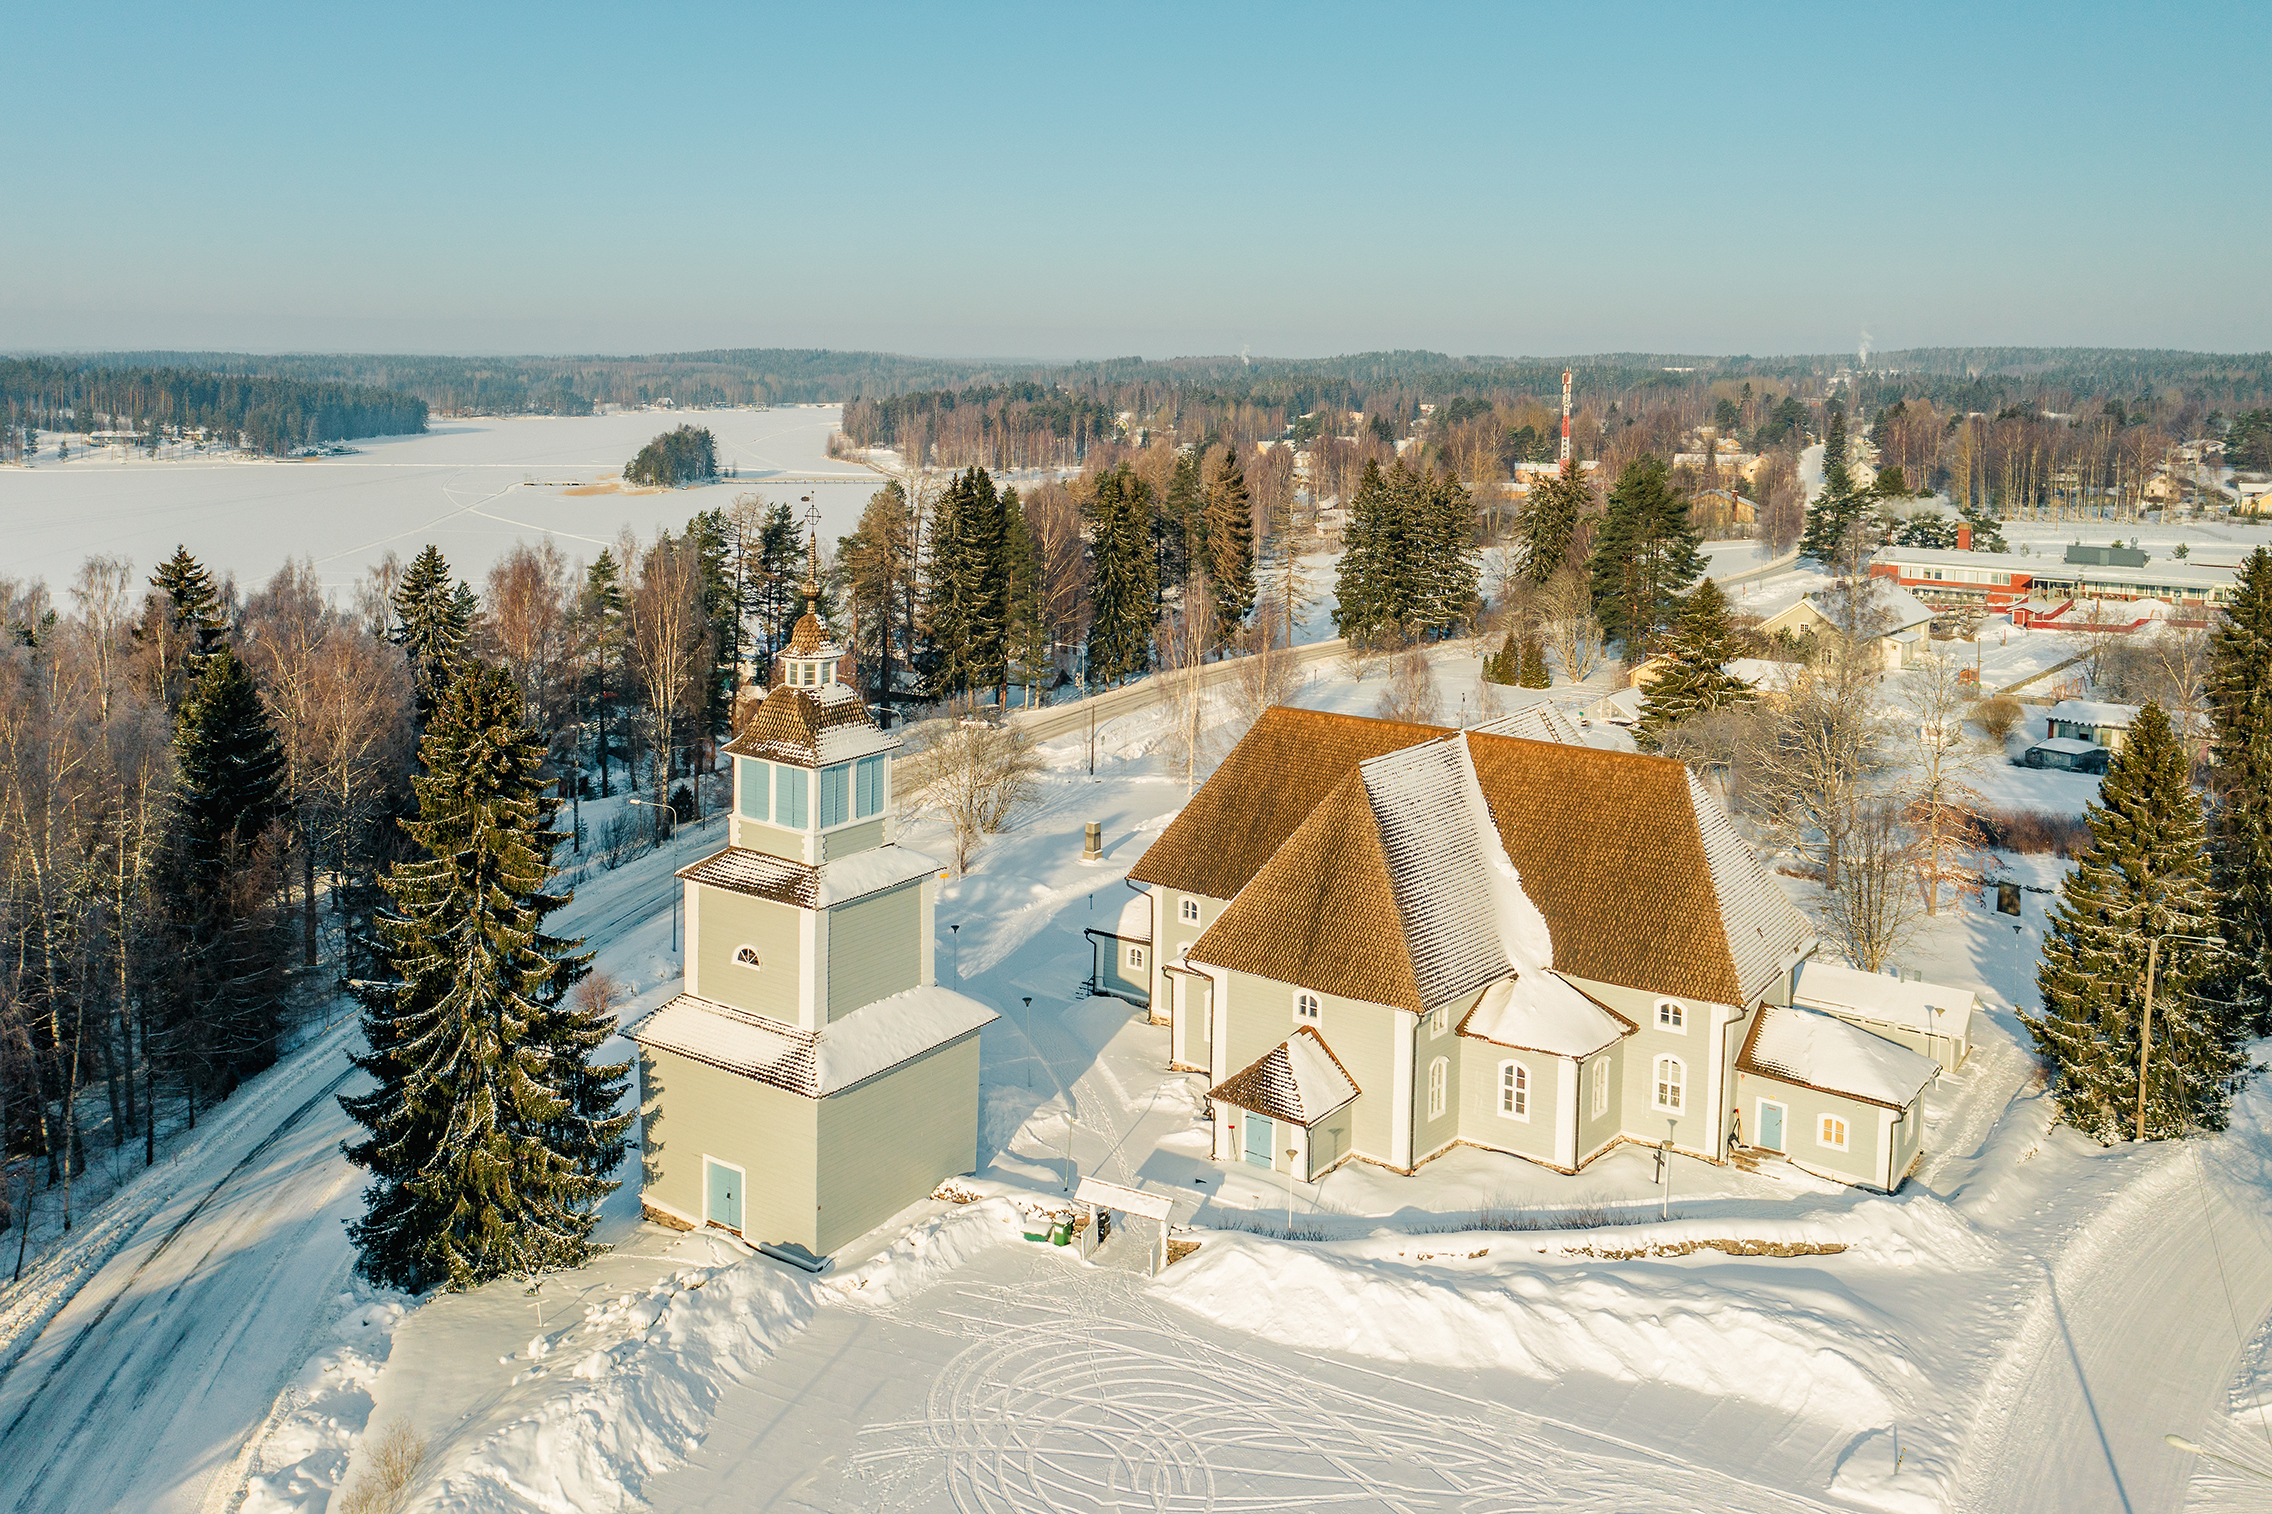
left=5, top=1, right=2265, bottom=359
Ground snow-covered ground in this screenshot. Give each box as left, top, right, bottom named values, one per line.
left=6, top=615, right=2270, bottom=1513
left=0, top=406, right=881, bottom=596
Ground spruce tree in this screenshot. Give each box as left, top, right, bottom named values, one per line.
left=1084, top=466, right=1158, bottom=684
left=2211, top=547, right=2272, bottom=1032
left=1519, top=635, right=1551, bottom=689
left=393, top=545, right=471, bottom=724
left=1203, top=446, right=1255, bottom=633
left=1333, top=458, right=1407, bottom=644
left=151, top=544, right=227, bottom=657
left=1519, top=459, right=1590, bottom=583
left=2024, top=703, right=2246, bottom=1141
left=1003, top=488, right=1054, bottom=707
left=1799, top=403, right=1870, bottom=565
left=1482, top=634, right=1520, bottom=686
left=1588, top=455, right=1703, bottom=660
left=1634, top=579, right=1753, bottom=751
left=578, top=550, right=626, bottom=795
left=921, top=467, right=1009, bottom=706
left=154, top=644, right=291, bottom=1096
left=341, top=662, right=627, bottom=1292
left=1160, top=450, right=1206, bottom=609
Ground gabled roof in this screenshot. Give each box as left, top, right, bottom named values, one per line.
left=1207, top=1026, right=1360, bottom=1126
left=1129, top=706, right=1448, bottom=901
left=1794, top=960, right=1975, bottom=1050
left=1180, top=717, right=1815, bottom=1013
left=1738, top=1003, right=1936, bottom=1112
left=725, top=682, right=896, bottom=767
left=1457, top=972, right=1630, bottom=1060
left=1471, top=701, right=1587, bottom=745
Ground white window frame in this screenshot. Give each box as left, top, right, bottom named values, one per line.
left=1293, top=990, right=1321, bottom=1024
left=1818, top=1113, right=1850, bottom=1152
left=733, top=945, right=762, bottom=970
left=1652, top=1054, right=1685, bottom=1114
left=1590, top=1055, right=1611, bottom=1118
left=1126, top=945, right=1145, bottom=970
left=1180, top=898, right=1201, bottom=923
left=1499, top=1059, right=1530, bottom=1121
left=1427, top=1056, right=1448, bottom=1120
left=1656, top=998, right=1687, bottom=1034
left=1426, top=1006, right=1446, bottom=1039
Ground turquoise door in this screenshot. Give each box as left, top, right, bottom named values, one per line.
left=1243, top=1114, right=1274, bottom=1168
left=1758, top=1102, right=1786, bottom=1153
left=705, top=1158, right=743, bottom=1231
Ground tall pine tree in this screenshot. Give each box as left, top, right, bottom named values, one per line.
left=1799, top=402, right=1870, bottom=565
left=341, top=662, right=627, bottom=1292
left=1634, top=578, right=1753, bottom=751
left=2025, top=703, right=2247, bottom=1141
left=920, top=467, right=1010, bottom=706
left=1588, top=454, right=1703, bottom=660
left=577, top=549, right=627, bottom=796
left=2210, top=547, right=2272, bottom=1033
left=1203, top=446, right=1255, bottom=634
left=1518, top=459, right=1591, bottom=583
left=1085, top=465, right=1158, bottom=684
left=393, top=545, right=472, bottom=725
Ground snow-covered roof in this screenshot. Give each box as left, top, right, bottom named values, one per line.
left=1458, top=972, right=1629, bottom=1059
left=1359, top=738, right=1523, bottom=1011
left=1738, top=1004, right=1937, bottom=1111
left=627, top=984, right=996, bottom=1097
left=1207, top=1026, right=1360, bottom=1126
left=2047, top=699, right=2139, bottom=728
left=678, top=843, right=942, bottom=909
left=1471, top=699, right=1588, bottom=746
left=1108, top=888, right=1152, bottom=942
left=1793, top=961, right=1975, bottom=1048
left=725, top=682, right=897, bottom=767
left=2028, top=736, right=2105, bottom=757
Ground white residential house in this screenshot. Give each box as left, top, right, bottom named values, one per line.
left=1122, top=709, right=1942, bottom=1192
left=1756, top=586, right=1935, bottom=671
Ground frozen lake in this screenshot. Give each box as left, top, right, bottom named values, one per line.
left=0, top=405, right=886, bottom=597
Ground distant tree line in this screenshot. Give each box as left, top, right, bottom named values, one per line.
left=0, top=359, right=427, bottom=456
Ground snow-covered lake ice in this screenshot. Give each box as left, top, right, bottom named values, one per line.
left=0, top=406, right=885, bottom=596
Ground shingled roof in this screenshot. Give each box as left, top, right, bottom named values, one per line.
left=1185, top=720, right=1814, bottom=1015
left=1129, top=706, right=1449, bottom=901
left=1207, top=1026, right=1360, bottom=1126
left=724, top=682, right=892, bottom=767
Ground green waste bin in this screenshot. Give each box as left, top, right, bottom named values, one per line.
left=1049, top=1220, right=1072, bottom=1246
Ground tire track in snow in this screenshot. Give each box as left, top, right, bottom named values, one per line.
left=0, top=1063, right=355, bottom=1453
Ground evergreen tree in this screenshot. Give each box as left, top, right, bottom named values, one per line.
left=1203, top=446, right=1256, bottom=633
left=1084, top=465, right=1158, bottom=684
left=1482, top=634, right=1520, bottom=686
left=2024, top=704, right=2246, bottom=1141
left=2211, top=547, right=2272, bottom=1033
left=1959, top=498, right=2008, bottom=553
left=1003, top=488, right=1054, bottom=706
left=1799, top=402, right=1870, bottom=565
left=151, top=544, right=227, bottom=657
left=341, top=663, right=627, bottom=1292
left=1519, top=459, right=1590, bottom=583
left=1587, top=455, right=1703, bottom=660
left=1519, top=635, right=1551, bottom=689
left=393, top=545, right=472, bottom=724
left=920, top=467, right=1010, bottom=705
left=153, top=644, right=291, bottom=1096
left=1333, top=458, right=1410, bottom=643
left=839, top=481, right=916, bottom=713
left=1160, top=450, right=1206, bottom=612
left=741, top=501, right=808, bottom=683
left=684, top=508, right=739, bottom=751
left=1417, top=468, right=1480, bottom=636
left=578, top=550, right=626, bottom=796
left=1634, top=579, right=1754, bottom=751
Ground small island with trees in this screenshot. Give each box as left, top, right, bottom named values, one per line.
left=624, top=425, right=719, bottom=488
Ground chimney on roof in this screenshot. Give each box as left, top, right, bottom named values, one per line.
left=1957, top=521, right=1972, bottom=551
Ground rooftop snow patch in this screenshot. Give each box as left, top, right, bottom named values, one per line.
left=1739, top=1004, right=1937, bottom=1111
left=1208, top=1026, right=1360, bottom=1126
left=1458, top=972, right=1629, bottom=1059
left=1796, top=960, right=1977, bottom=1048
left=628, top=985, right=996, bottom=1097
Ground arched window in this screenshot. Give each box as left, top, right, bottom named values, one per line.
left=1181, top=898, right=1201, bottom=923
left=1427, top=1057, right=1448, bottom=1119
left=1293, top=990, right=1321, bottom=1023
left=1656, top=999, right=1686, bottom=1032
left=1818, top=1114, right=1849, bottom=1151
left=1653, top=1055, right=1685, bottom=1113
left=1499, top=1060, right=1530, bottom=1120
left=1127, top=945, right=1145, bottom=970
left=1591, top=1055, right=1611, bottom=1117
left=733, top=945, right=761, bottom=969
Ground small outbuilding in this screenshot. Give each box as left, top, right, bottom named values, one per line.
left=1792, top=960, right=1976, bottom=1071
left=1735, top=1004, right=1938, bottom=1191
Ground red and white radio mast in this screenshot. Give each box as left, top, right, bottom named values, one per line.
left=1560, top=368, right=1573, bottom=464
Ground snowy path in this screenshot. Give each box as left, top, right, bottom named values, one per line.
left=644, top=1244, right=1842, bottom=1514
left=1952, top=1126, right=2272, bottom=1513
left=0, top=1029, right=366, bottom=1514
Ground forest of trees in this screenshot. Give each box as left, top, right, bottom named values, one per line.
left=624, top=426, right=718, bottom=487
left=0, top=359, right=428, bottom=456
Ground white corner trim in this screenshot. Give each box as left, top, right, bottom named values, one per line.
left=800, top=908, right=822, bottom=1032
left=1391, top=1009, right=1415, bottom=1170
left=683, top=881, right=701, bottom=997
left=1554, top=1058, right=1578, bottom=1169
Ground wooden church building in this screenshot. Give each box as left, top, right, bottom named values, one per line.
left=628, top=578, right=994, bottom=1258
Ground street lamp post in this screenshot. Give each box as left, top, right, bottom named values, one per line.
left=625, top=796, right=680, bottom=951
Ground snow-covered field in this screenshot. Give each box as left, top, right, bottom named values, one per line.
left=0, top=406, right=882, bottom=596
left=6, top=555, right=2271, bottom=1511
